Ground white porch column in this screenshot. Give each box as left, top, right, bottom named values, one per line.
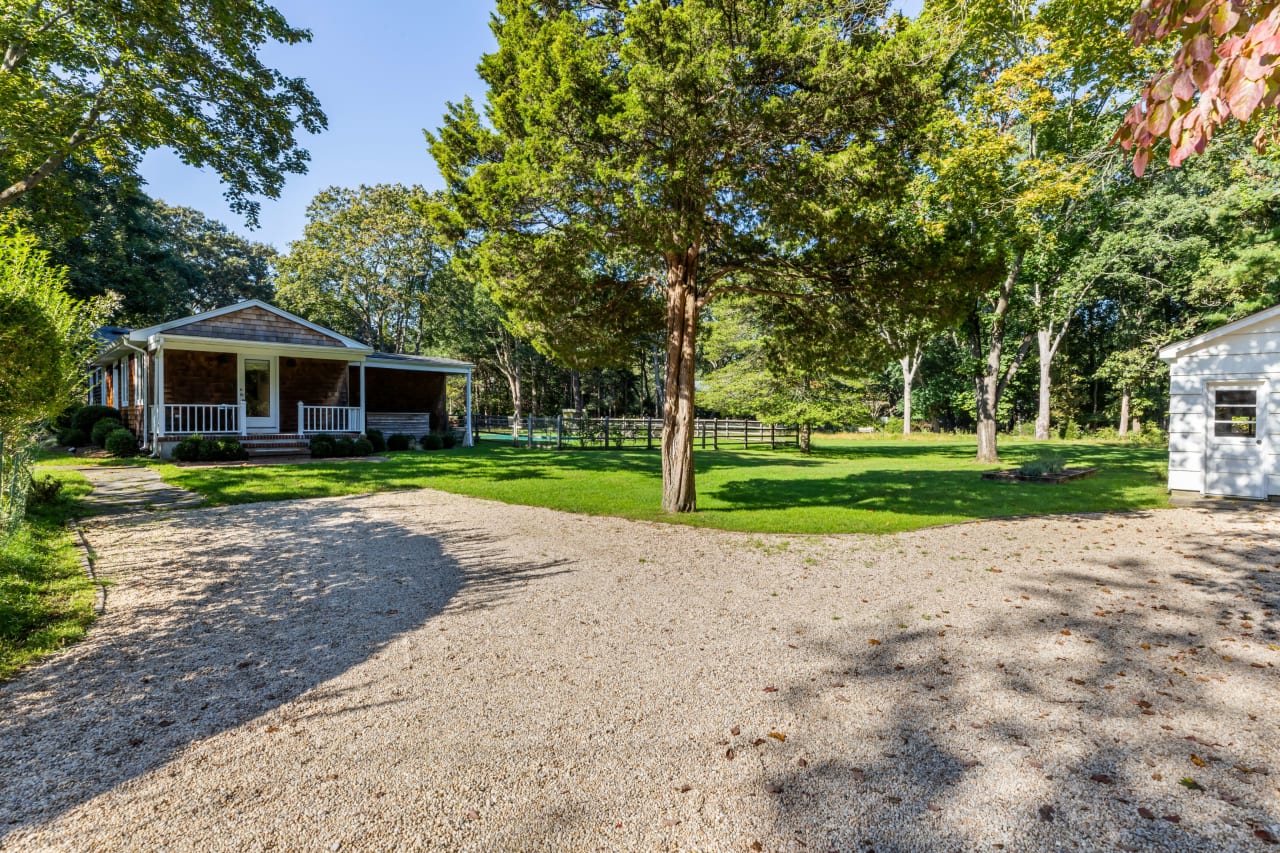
left=155, top=346, right=166, bottom=438
left=359, top=362, right=367, bottom=435
left=239, top=401, right=248, bottom=437
left=464, top=369, right=474, bottom=447
left=297, top=400, right=305, bottom=435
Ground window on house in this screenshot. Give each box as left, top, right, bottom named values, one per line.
left=1213, top=389, right=1257, bottom=437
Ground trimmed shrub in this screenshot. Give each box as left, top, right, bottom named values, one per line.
left=441, top=432, right=457, bottom=449
left=420, top=433, right=443, bottom=451
left=310, top=434, right=336, bottom=459
left=172, top=435, right=202, bottom=462
left=352, top=437, right=374, bottom=457
left=71, top=405, right=120, bottom=433
left=91, top=416, right=123, bottom=447
left=105, top=427, right=138, bottom=457
left=387, top=433, right=412, bottom=451
left=364, top=428, right=386, bottom=453
left=1017, top=455, right=1067, bottom=477
left=334, top=437, right=356, bottom=457
left=211, top=438, right=249, bottom=461
left=197, top=438, right=219, bottom=461
left=54, top=403, right=83, bottom=432
left=56, top=427, right=88, bottom=447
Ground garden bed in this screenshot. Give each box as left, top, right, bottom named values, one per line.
left=982, top=467, right=1098, bottom=484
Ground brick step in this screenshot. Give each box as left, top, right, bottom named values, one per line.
left=245, top=446, right=310, bottom=457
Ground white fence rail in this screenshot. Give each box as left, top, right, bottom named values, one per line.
left=158, top=403, right=243, bottom=436
left=299, top=404, right=363, bottom=435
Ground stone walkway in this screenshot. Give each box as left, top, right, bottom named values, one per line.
left=65, top=465, right=204, bottom=516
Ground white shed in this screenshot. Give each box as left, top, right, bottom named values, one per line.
left=1159, top=304, right=1280, bottom=500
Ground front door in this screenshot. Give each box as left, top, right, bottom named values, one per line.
left=240, top=356, right=278, bottom=432
left=1205, top=384, right=1267, bottom=499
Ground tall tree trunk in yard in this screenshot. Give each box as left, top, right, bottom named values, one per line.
left=661, top=248, right=699, bottom=514
left=1118, top=387, right=1130, bottom=437
left=970, top=251, right=1030, bottom=464
left=901, top=341, right=922, bottom=435
left=571, top=371, right=583, bottom=416
left=1035, top=328, right=1054, bottom=441
left=493, top=332, right=522, bottom=441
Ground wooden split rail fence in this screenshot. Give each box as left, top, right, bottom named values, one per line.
left=473, top=415, right=799, bottom=450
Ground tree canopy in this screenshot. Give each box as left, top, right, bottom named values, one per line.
left=0, top=0, right=326, bottom=224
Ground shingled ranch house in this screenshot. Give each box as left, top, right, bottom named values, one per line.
left=90, top=300, right=474, bottom=458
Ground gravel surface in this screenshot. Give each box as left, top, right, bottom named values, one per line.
left=1, top=490, right=1278, bottom=852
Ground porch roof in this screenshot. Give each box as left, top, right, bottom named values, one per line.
left=365, top=351, right=474, bottom=374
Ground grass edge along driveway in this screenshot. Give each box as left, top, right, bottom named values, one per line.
left=159, top=437, right=1170, bottom=535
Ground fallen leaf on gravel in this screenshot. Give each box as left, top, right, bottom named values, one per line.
left=764, top=782, right=783, bottom=794
left=763, top=686, right=778, bottom=693
left=1254, top=828, right=1279, bottom=844
left=1152, top=773, right=1162, bottom=781
left=1038, top=804, right=1055, bottom=822
left=1089, top=773, right=1115, bottom=785
left=265, top=725, right=280, bottom=734
left=1178, top=777, right=1203, bottom=791
left=677, top=784, right=692, bottom=793
left=1138, top=807, right=1155, bottom=819
left=731, top=726, right=740, bottom=736
left=466, top=810, right=480, bottom=821
left=752, top=738, right=767, bottom=746
left=725, top=748, right=735, bottom=760
left=1061, top=629, right=1072, bottom=636
left=885, top=795, right=902, bottom=804
left=663, top=818, right=680, bottom=827
left=867, top=639, right=881, bottom=646
left=1163, top=814, right=1181, bottom=824
left=797, top=757, right=808, bottom=767
left=1190, top=755, right=1207, bottom=767
left=769, top=732, right=786, bottom=742
left=988, top=568, right=1002, bottom=573
left=750, top=842, right=764, bottom=851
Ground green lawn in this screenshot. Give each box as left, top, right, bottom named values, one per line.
left=160, top=436, right=1170, bottom=535
left=0, top=470, right=97, bottom=680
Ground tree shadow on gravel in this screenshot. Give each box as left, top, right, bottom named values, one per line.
left=0, top=494, right=569, bottom=838
left=763, top=510, right=1280, bottom=851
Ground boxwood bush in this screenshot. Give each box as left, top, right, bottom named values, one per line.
left=441, top=432, right=457, bottom=449
left=352, top=437, right=374, bottom=456
left=387, top=433, right=412, bottom=451
left=104, top=427, right=138, bottom=457
left=91, top=416, right=123, bottom=447
left=333, top=436, right=356, bottom=457
left=309, top=434, right=336, bottom=458
left=364, top=428, right=386, bottom=453
left=56, top=428, right=89, bottom=447
left=172, top=434, right=247, bottom=462
left=72, top=405, right=120, bottom=433
left=420, top=433, right=443, bottom=451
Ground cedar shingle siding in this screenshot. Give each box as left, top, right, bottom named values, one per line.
left=170, top=306, right=345, bottom=347
left=165, top=350, right=238, bottom=405
left=280, top=358, right=349, bottom=432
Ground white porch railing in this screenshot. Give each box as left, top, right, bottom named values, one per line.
left=157, top=403, right=244, bottom=436
left=299, top=403, right=363, bottom=435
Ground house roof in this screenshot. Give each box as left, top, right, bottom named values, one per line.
left=1158, top=303, right=1280, bottom=362
left=127, top=299, right=371, bottom=351
left=366, top=351, right=475, bottom=371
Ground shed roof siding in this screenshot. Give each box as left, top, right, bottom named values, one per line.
left=168, top=306, right=346, bottom=348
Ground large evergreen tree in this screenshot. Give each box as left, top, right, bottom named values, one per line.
left=429, top=0, right=951, bottom=512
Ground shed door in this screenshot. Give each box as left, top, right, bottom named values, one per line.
left=1204, top=385, right=1266, bottom=499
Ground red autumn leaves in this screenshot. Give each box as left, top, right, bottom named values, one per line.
left=1116, top=1, right=1280, bottom=174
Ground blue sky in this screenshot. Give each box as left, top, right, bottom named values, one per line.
left=141, top=1, right=924, bottom=251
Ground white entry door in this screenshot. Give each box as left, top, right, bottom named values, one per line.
left=1204, top=384, right=1266, bottom=499
left=239, top=355, right=279, bottom=432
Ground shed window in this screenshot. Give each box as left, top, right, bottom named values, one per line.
left=1213, top=389, right=1257, bottom=437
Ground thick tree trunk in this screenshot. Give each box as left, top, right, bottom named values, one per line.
left=800, top=423, right=812, bottom=454
left=509, top=360, right=523, bottom=441
left=971, top=252, right=1027, bottom=464
left=661, top=249, right=699, bottom=514
left=571, top=370, right=583, bottom=416
left=1118, top=388, right=1130, bottom=437
left=1035, top=328, right=1053, bottom=441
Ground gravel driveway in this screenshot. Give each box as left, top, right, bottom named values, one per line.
left=1, top=490, right=1277, bottom=851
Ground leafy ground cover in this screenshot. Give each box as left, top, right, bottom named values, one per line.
left=160, top=436, right=1169, bottom=535
left=0, top=470, right=97, bottom=680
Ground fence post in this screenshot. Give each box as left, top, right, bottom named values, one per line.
left=557, top=414, right=563, bottom=449
left=603, top=415, right=610, bottom=450
left=528, top=413, right=534, bottom=448
left=646, top=418, right=652, bottom=450
left=770, top=423, right=776, bottom=449
left=713, top=419, right=719, bottom=450
left=744, top=420, right=750, bottom=449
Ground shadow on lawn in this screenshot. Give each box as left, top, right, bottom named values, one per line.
left=708, top=464, right=1167, bottom=518
left=764, top=509, right=1280, bottom=849
left=0, top=495, right=570, bottom=839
